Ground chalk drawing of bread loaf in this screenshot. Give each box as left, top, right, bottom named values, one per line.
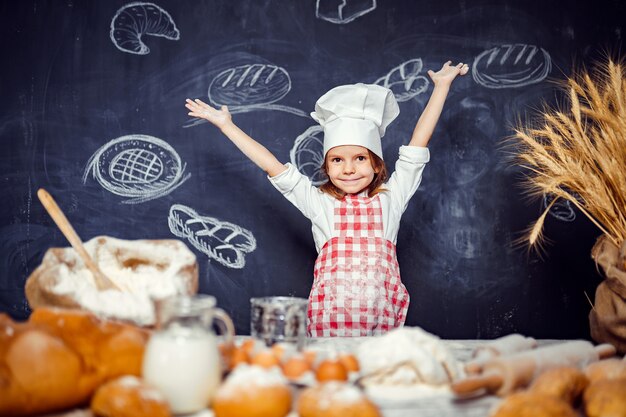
left=208, top=64, right=292, bottom=107
left=472, top=44, right=551, bottom=89
left=110, top=2, right=180, bottom=55
left=83, top=135, right=190, bottom=204
left=168, top=204, right=257, bottom=269
left=375, top=58, right=429, bottom=102
left=290, top=126, right=325, bottom=186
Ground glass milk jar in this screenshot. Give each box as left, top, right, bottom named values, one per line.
left=142, top=295, right=234, bottom=414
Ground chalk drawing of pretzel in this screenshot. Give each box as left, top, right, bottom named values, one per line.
left=168, top=204, right=257, bottom=269
left=110, top=2, right=180, bottom=55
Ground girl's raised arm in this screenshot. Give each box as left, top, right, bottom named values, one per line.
left=409, top=61, right=469, bottom=147
left=185, top=99, right=287, bottom=177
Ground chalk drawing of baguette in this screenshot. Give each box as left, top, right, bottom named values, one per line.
left=316, top=0, right=376, bottom=24
left=184, top=63, right=309, bottom=128
left=168, top=204, right=257, bottom=269
left=110, top=2, right=180, bottom=55
left=375, top=58, right=430, bottom=102
left=472, top=44, right=551, bottom=89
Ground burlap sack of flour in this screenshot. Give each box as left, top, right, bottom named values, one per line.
left=589, top=235, right=626, bottom=354
left=25, top=236, right=198, bottom=326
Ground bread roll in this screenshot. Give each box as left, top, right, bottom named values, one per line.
left=297, top=382, right=381, bottom=417
left=528, top=366, right=588, bottom=404
left=584, top=358, right=626, bottom=384
left=212, top=364, right=291, bottom=417
left=91, top=375, right=171, bottom=417
left=3, top=328, right=90, bottom=415
left=491, top=392, right=577, bottom=417
left=583, top=378, right=626, bottom=417
left=0, top=308, right=149, bottom=416
left=30, top=307, right=149, bottom=377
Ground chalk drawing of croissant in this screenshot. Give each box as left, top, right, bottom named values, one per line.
left=110, top=2, right=180, bottom=55
left=168, top=204, right=257, bottom=269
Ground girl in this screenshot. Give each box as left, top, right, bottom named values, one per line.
left=186, top=61, right=469, bottom=337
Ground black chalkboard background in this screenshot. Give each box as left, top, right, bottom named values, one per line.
left=1, top=0, right=624, bottom=337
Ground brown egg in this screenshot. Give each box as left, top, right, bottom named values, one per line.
left=251, top=349, right=281, bottom=369
left=218, top=341, right=232, bottom=359
left=229, top=345, right=250, bottom=370
left=315, top=358, right=348, bottom=382
left=240, top=338, right=256, bottom=355
left=302, top=349, right=317, bottom=366
left=271, top=343, right=290, bottom=362
left=282, top=355, right=312, bottom=379
left=338, top=353, right=360, bottom=373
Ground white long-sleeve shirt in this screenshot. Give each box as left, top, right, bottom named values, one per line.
left=269, top=145, right=430, bottom=252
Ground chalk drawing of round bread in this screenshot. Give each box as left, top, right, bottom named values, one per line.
left=375, top=58, right=429, bottom=102
left=83, top=134, right=189, bottom=204
left=472, top=44, right=551, bottom=89
left=208, top=64, right=291, bottom=107
left=110, top=2, right=180, bottom=55
left=290, top=125, right=326, bottom=186
left=168, top=204, right=257, bottom=269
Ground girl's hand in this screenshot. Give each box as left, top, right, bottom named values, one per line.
left=185, top=98, right=232, bottom=129
left=427, top=61, right=469, bottom=87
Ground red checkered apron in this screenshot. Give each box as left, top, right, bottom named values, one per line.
left=308, top=194, right=410, bottom=337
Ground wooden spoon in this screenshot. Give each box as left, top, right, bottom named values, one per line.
left=37, top=188, right=120, bottom=291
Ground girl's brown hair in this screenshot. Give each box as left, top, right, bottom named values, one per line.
left=318, top=149, right=388, bottom=199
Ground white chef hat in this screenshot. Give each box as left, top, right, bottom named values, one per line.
left=311, top=83, right=399, bottom=160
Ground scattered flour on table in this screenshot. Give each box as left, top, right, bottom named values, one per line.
left=357, top=327, right=466, bottom=385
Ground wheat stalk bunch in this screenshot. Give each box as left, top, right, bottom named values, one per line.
left=513, top=59, right=626, bottom=250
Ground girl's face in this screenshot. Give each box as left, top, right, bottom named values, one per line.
left=325, top=145, right=379, bottom=194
